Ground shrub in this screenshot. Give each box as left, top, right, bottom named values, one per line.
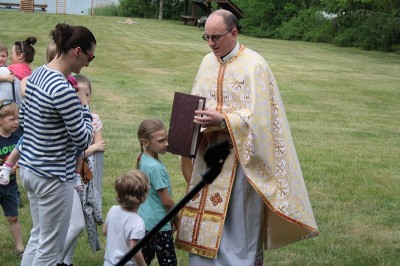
left=278, top=8, right=335, bottom=43
left=93, top=4, right=119, bottom=17
left=333, top=10, right=400, bottom=51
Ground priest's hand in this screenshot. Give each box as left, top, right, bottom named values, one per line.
left=194, top=109, right=224, bottom=127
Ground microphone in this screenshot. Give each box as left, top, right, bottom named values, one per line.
left=116, top=140, right=230, bottom=266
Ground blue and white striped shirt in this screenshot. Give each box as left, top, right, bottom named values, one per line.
left=18, top=65, right=93, bottom=182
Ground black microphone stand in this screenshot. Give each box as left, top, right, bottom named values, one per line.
left=116, top=140, right=230, bottom=266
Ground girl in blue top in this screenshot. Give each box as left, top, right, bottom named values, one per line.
left=136, top=119, right=179, bottom=266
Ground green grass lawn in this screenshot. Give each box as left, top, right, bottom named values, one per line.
left=0, top=10, right=399, bottom=266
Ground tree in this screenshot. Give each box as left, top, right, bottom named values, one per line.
left=119, top=0, right=157, bottom=18
left=159, top=0, right=164, bottom=20
left=235, top=0, right=310, bottom=38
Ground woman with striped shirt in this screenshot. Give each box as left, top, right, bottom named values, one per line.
left=19, top=23, right=96, bottom=266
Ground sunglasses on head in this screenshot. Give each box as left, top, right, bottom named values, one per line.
left=0, top=99, right=15, bottom=110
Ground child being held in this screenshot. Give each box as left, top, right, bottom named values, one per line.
left=0, top=43, right=9, bottom=68
left=102, top=170, right=149, bottom=266
left=0, top=43, right=84, bottom=190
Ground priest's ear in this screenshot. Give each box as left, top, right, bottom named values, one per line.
left=231, top=28, right=239, bottom=39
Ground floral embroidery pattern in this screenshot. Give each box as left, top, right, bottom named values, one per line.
left=191, top=192, right=200, bottom=202
left=210, top=193, right=223, bottom=206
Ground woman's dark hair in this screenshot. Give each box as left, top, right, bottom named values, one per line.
left=15, top=36, right=37, bottom=64
left=50, top=23, right=96, bottom=58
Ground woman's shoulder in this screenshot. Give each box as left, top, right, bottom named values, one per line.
left=29, top=66, right=75, bottom=95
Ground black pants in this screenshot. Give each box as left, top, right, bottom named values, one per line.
left=142, top=230, right=177, bottom=266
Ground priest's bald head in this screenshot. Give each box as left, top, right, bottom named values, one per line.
left=203, top=10, right=239, bottom=57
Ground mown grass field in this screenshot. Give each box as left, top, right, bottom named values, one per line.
left=0, top=9, right=399, bottom=266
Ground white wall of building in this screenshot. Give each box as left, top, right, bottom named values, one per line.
left=0, top=0, right=119, bottom=15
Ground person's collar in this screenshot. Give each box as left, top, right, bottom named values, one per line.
left=221, top=42, right=240, bottom=62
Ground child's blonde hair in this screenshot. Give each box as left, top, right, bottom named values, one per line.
left=0, top=43, right=8, bottom=55
left=136, top=119, right=166, bottom=168
left=74, top=74, right=92, bottom=94
left=0, top=100, right=19, bottom=119
left=115, top=170, right=149, bottom=211
left=46, top=42, right=57, bottom=63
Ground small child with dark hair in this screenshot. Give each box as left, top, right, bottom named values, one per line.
left=102, top=170, right=149, bottom=266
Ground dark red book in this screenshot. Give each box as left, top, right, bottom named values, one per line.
left=167, top=92, right=206, bottom=158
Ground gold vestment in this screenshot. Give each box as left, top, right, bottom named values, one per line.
left=176, top=45, right=319, bottom=258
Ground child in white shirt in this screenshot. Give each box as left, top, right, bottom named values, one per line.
left=102, top=169, right=149, bottom=266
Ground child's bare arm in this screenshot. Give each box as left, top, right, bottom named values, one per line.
left=157, top=188, right=175, bottom=210
left=129, top=240, right=147, bottom=266
left=20, top=77, right=27, bottom=98
left=102, top=222, right=108, bottom=236
left=157, top=188, right=180, bottom=232
left=83, top=129, right=106, bottom=157
left=0, top=72, right=14, bottom=82
left=6, top=148, right=21, bottom=166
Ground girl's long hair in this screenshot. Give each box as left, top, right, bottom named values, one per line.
left=136, top=119, right=165, bottom=169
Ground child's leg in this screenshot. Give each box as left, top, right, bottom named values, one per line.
left=7, top=216, right=25, bottom=252
left=141, top=231, right=156, bottom=266
left=154, top=230, right=177, bottom=266
left=2, top=185, right=24, bottom=252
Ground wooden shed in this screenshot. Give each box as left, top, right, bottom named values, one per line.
left=181, top=0, right=244, bottom=26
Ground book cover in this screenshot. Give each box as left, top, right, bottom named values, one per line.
left=167, top=92, right=206, bottom=158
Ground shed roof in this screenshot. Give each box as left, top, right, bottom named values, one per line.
left=191, top=0, right=244, bottom=20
